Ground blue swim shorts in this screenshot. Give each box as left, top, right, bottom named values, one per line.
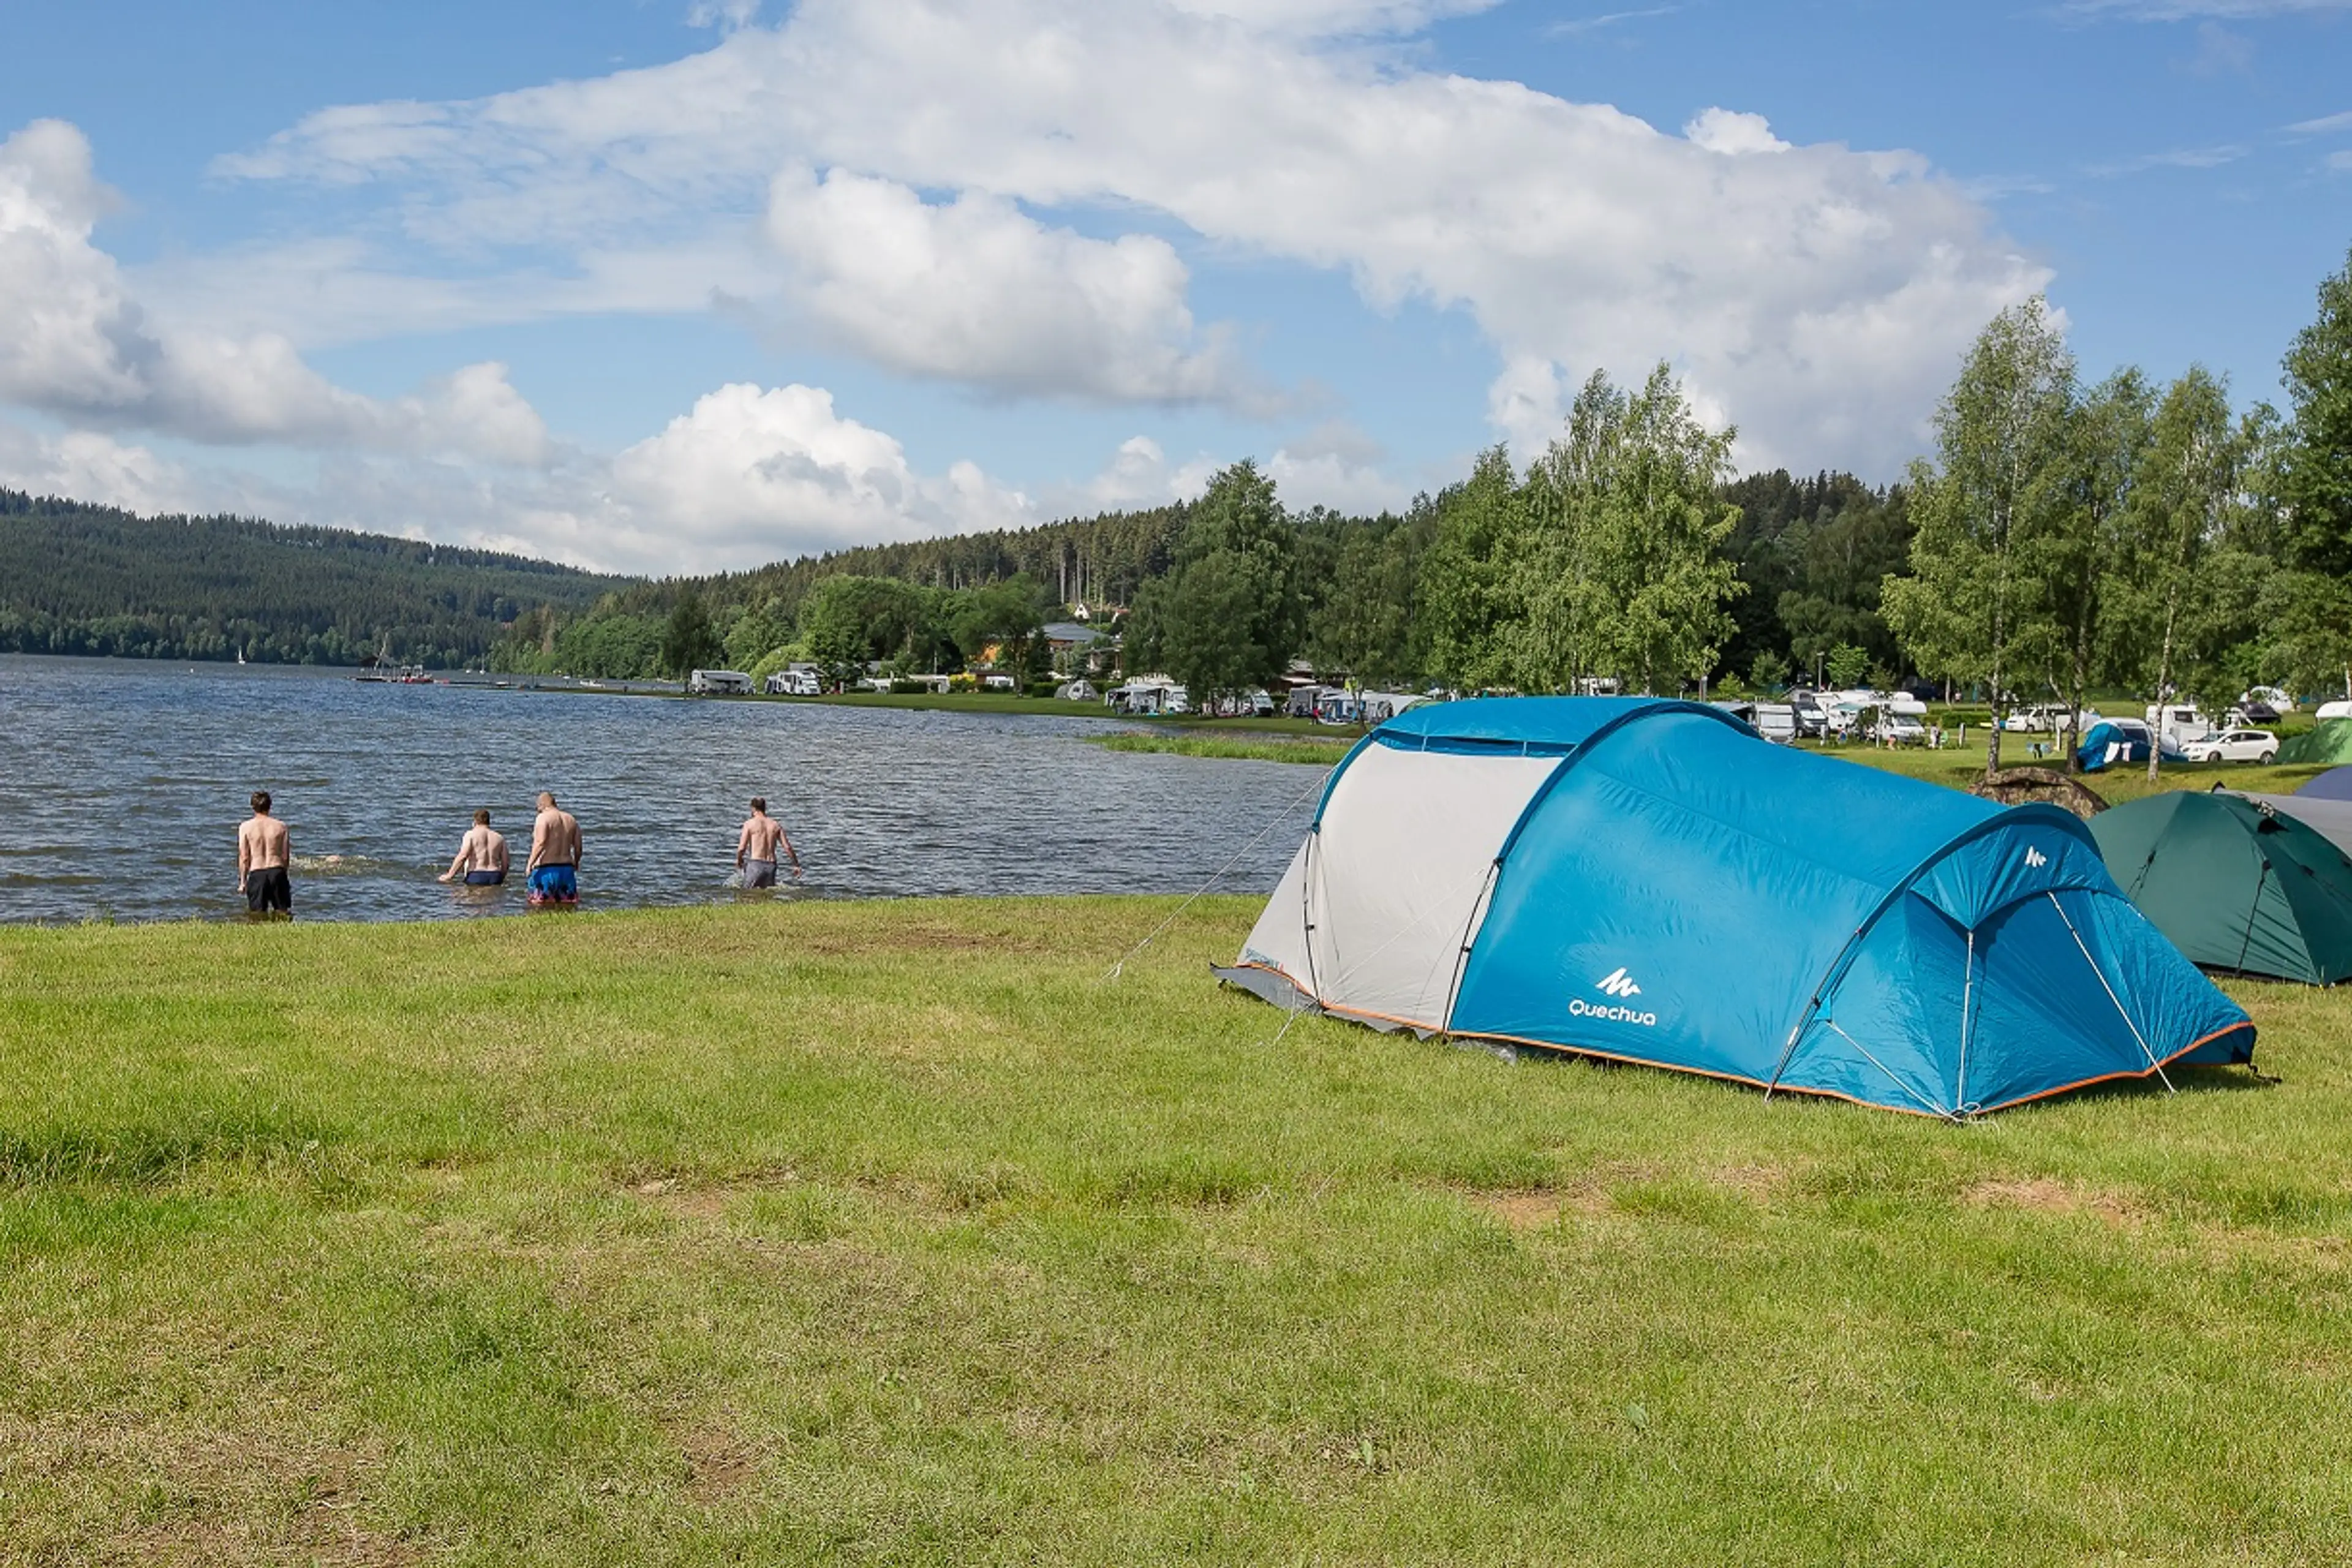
left=528, top=864, right=578, bottom=903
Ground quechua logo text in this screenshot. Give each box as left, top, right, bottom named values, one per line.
left=1570, top=967, right=1657, bottom=1027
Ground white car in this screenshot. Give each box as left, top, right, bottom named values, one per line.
left=2002, top=705, right=2063, bottom=733
left=2183, top=729, right=2278, bottom=765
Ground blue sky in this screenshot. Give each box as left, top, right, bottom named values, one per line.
left=0, top=0, right=2345, bottom=573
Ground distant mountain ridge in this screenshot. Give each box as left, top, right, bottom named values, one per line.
left=0, top=490, right=634, bottom=669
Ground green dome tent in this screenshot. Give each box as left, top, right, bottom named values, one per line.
left=2089, top=793, right=2352, bottom=986
left=2279, top=720, right=2352, bottom=766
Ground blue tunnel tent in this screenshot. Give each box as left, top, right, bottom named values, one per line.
left=1219, top=698, right=2255, bottom=1117
left=2076, top=719, right=2185, bottom=773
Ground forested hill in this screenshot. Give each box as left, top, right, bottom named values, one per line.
left=0, top=491, right=631, bottom=668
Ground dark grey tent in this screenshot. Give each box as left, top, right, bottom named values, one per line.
left=2297, top=765, right=2352, bottom=802
left=2090, top=793, right=2352, bottom=986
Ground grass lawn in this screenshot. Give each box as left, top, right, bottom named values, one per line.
left=766, top=692, right=1113, bottom=718
left=1087, top=732, right=1356, bottom=764
left=1821, top=731, right=2324, bottom=805
left=6, top=899, right=2352, bottom=1565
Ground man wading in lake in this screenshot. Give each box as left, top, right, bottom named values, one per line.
left=236, top=790, right=292, bottom=918
left=439, top=809, right=510, bottom=887
left=736, top=796, right=801, bottom=889
left=527, top=791, right=582, bottom=907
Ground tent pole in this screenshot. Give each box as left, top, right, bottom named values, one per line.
left=1300, top=829, right=1324, bottom=1006
left=1438, top=862, right=1501, bottom=1040
left=2232, top=858, right=2272, bottom=980
left=2046, top=891, right=2173, bottom=1093
left=1763, top=1019, right=1807, bottom=1101
left=1956, top=930, right=1976, bottom=1115
left=1822, top=1020, right=1960, bottom=1121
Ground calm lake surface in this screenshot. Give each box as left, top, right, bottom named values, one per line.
left=0, top=656, right=1324, bottom=924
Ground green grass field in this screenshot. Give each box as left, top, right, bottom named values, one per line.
left=5, top=897, right=2352, bottom=1566
left=1824, top=730, right=2323, bottom=804
left=1088, top=732, right=1357, bottom=764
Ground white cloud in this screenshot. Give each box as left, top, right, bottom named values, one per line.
left=0, top=423, right=204, bottom=516
left=0, top=379, right=1046, bottom=576
left=214, top=1, right=2048, bottom=475
left=1059, top=434, right=1219, bottom=511
left=687, top=0, right=761, bottom=29
left=1546, top=7, right=1681, bottom=38
left=2286, top=109, right=2352, bottom=135
left=0, top=119, right=552, bottom=464
left=764, top=165, right=1251, bottom=405
left=597, top=382, right=1032, bottom=569
left=1166, top=0, right=1499, bottom=33
left=1683, top=108, right=1791, bottom=156
left=2082, top=143, right=2250, bottom=175
left=1267, top=446, right=1412, bottom=514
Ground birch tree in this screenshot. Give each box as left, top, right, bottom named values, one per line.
left=2041, top=368, right=2152, bottom=771
left=2109, top=367, right=2241, bottom=782
left=1882, top=297, right=2075, bottom=778
left=1507, top=365, right=1742, bottom=693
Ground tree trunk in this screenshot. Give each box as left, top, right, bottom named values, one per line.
left=2148, top=600, right=2178, bottom=787
left=2064, top=552, right=2096, bottom=774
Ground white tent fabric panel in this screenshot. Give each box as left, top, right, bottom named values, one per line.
left=1237, top=840, right=1314, bottom=983
left=1303, top=747, right=1562, bottom=1028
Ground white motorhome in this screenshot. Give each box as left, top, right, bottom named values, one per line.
left=1753, top=703, right=1798, bottom=744
left=688, top=668, right=755, bottom=695
left=2146, top=703, right=2214, bottom=745
left=764, top=666, right=821, bottom=696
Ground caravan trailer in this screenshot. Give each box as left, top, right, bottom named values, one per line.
left=2146, top=703, right=2214, bottom=746
left=688, top=669, right=755, bottom=695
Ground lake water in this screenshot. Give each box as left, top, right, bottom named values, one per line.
left=0, top=656, right=1325, bottom=925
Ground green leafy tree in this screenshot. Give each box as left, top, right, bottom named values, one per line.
left=659, top=592, right=723, bottom=679
left=1883, top=296, right=2075, bottom=777
left=1419, top=447, right=1525, bottom=691
left=1509, top=365, right=1743, bottom=693
left=2106, top=368, right=2244, bottom=781
left=724, top=595, right=795, bottom=672
left=1825, top=643, right=1871, bottom=690
left=1308, top=521, right=1423, bottom=685
left=948, top=576, right=1049, bottom=676
left=2280, top=244, right=2352, bottom=578
left=1747, top=649, right=1790, bottom=693
left=2042, top=368, right=2152, bottom=769
left=2267, top=246, right=2352, bottom=698
left=1136, top=461, right=1305, bottom=706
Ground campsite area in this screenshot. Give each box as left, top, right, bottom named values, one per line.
left=4, top=894, right=2350, bottom=1566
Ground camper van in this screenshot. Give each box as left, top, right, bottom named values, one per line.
left=2146, top=703, right=2214, bottom=746
left=764, top=666, right=821, bottom=696
left=1754, top=703, right=1798, bottom=744
left=688, top=669, right=755, bottom=696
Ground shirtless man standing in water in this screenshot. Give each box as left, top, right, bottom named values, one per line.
left=736, top=797, right=801, bottom=888
left=527, top=791, right=583, bottom=905
left=236, top=790, right=292, bottom=916
left=439, top=809, right=510, bottom=886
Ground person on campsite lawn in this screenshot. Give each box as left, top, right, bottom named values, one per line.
left=736, top=796, right=801, bottom=888
left=236, top=790, right=293, bottom=918
left=527, top=791, right=583, bottom=906
left=439, top=809, right=510, bottom=886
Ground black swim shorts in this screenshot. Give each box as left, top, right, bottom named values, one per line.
left=245, top=865, right=292, bottom=913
